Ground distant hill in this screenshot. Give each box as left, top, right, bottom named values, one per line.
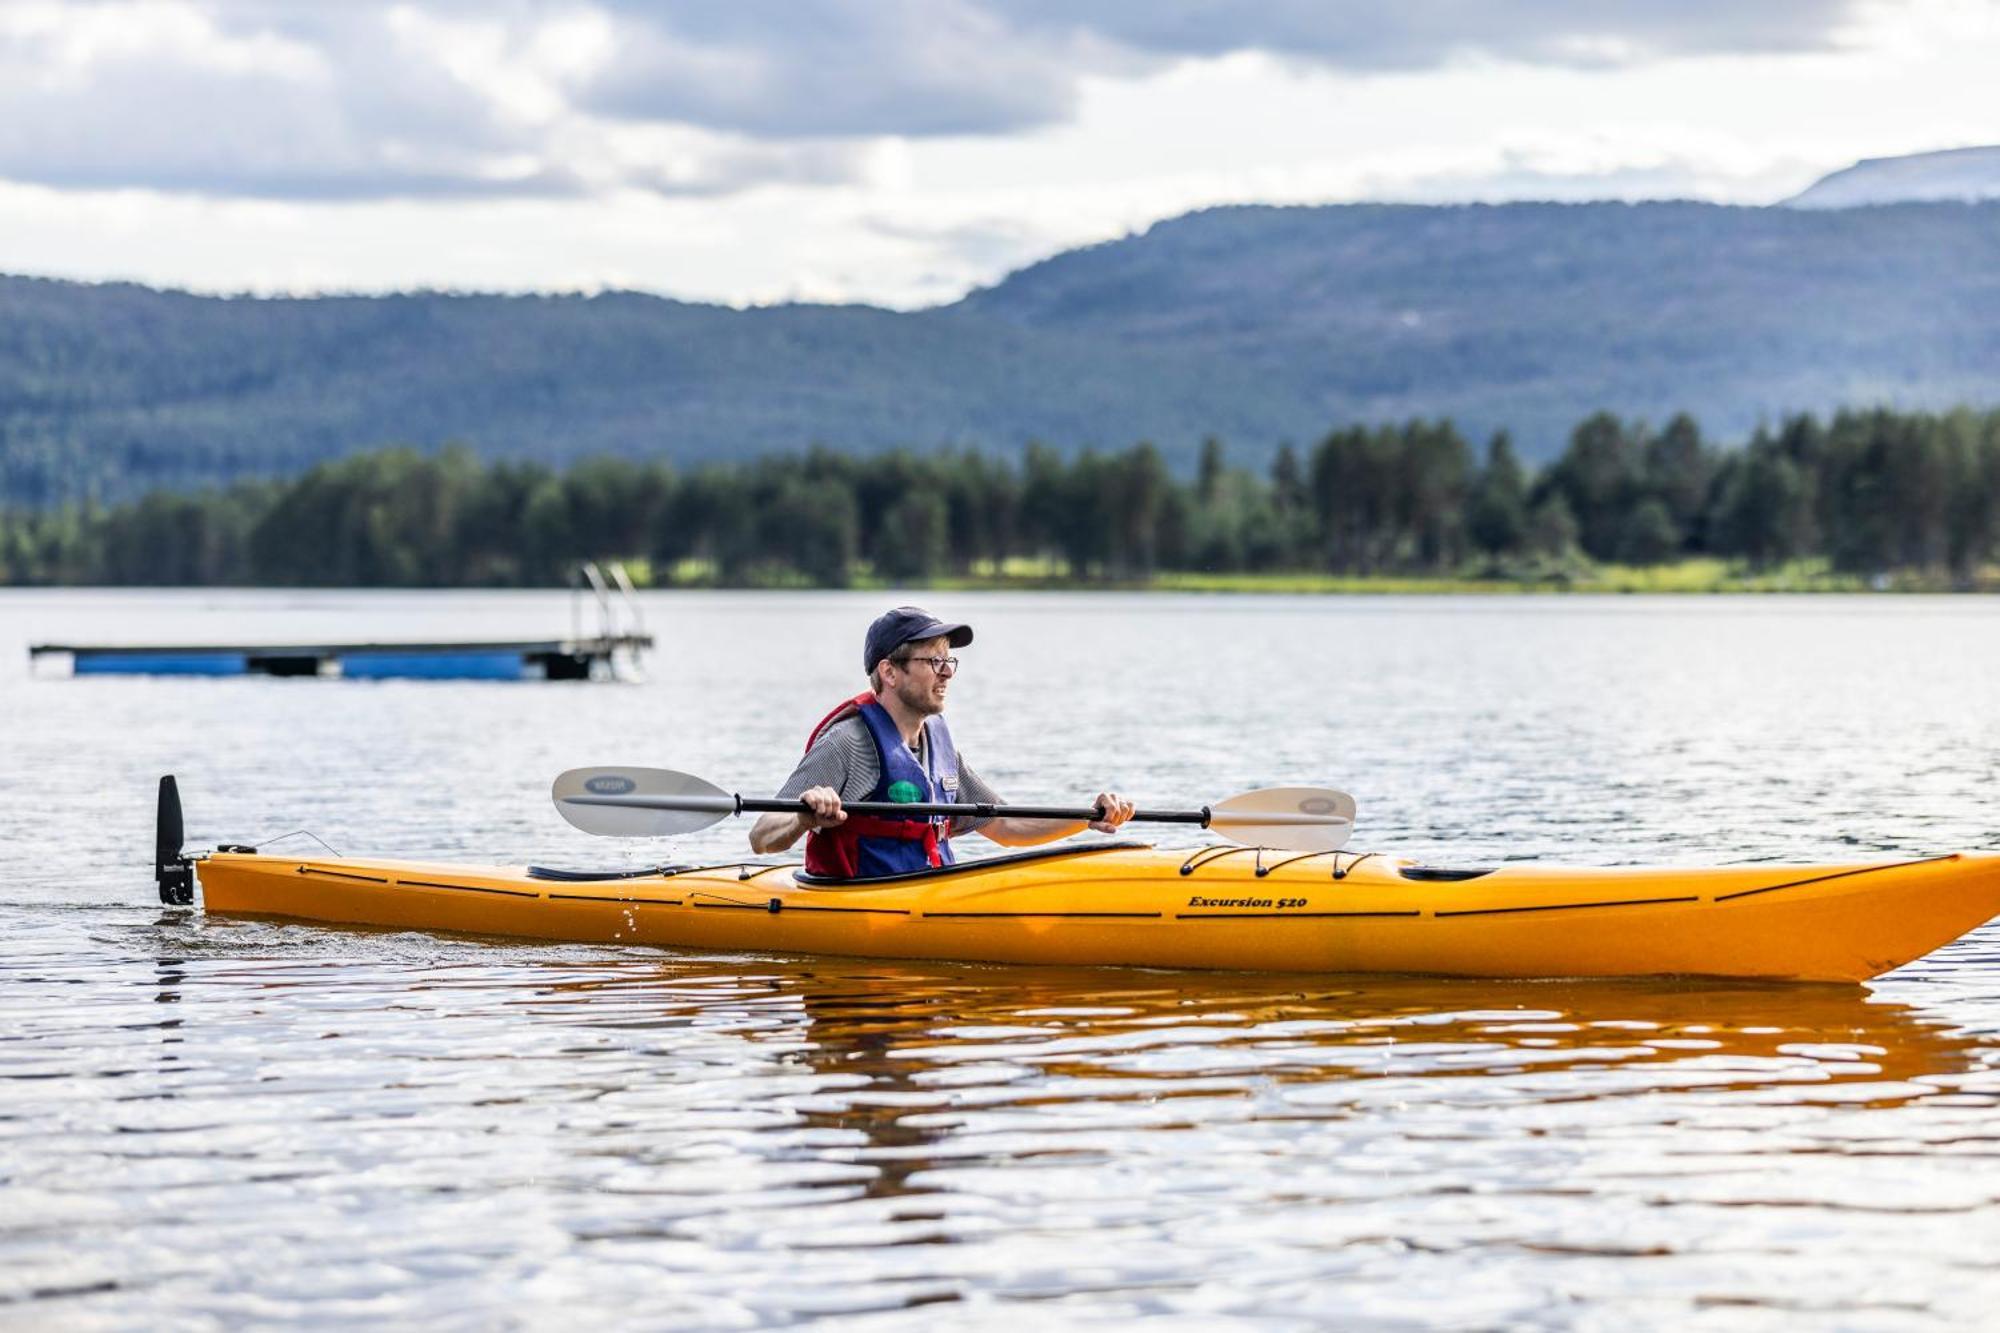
left=0, top=280, right=1278, bottom=506
left=5, top=198, right=2000, bottom=505
left=955, top=200, right=2000, bottom=454
left=1786, top=145, right=2000, bottom=208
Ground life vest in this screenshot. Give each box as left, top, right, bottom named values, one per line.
left=802, top=691, right=961, bottom=879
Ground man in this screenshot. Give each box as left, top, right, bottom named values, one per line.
left=749, top=606, right=1136, bottom=876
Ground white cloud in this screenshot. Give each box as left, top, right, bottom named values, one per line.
left=990, top=0, right=1862, bottom=70
left=0, top=1, right=904, bottom=198
left=0, top=0, right=1992, bottom=304
left=0, top=0, right=1879, bottom=201
left=0, top=2, right=564, bottom=197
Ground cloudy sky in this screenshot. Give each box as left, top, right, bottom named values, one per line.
left=3, top=0, right=1995, bottom=307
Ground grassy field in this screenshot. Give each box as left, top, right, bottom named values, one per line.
left=1147, top=560, right=1882, bottom=594
left=644, top=556, right=1995, bottom=594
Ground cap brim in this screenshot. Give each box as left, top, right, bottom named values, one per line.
left=904, top=619, right=973, bottom=650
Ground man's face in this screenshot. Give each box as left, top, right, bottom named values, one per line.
left=888, top=634, right=955, bottom=716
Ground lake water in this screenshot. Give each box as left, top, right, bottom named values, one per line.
left=5, top=589, right=2000, bottom=1329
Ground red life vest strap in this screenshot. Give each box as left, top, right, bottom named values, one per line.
left=805, top=691, right=876, bottom=753
left=805, top=812, right=940, bottom=877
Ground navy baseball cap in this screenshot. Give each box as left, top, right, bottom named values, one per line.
left=864, top=606, right=973, bottom=674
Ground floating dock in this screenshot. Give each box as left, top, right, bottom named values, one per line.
left=29, top=561, right=653, bottom=682
left=29, top=634, right=652, bottom=681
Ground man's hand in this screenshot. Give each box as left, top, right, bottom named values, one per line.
left=800, top=786, right=846, bottom=829
left=1088, top=791, right=1135, bottom=834
left=750, top=787, right=844, bottom=854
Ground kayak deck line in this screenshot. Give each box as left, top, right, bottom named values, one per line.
left=1710, top=853, right=1962, bottom=902
left=754, top=902, right=914, bottom=915
left=179, top=843, right=2000, bottom=982
left=922, top=910, right=1166, bottom=919
left=395, top=878, right=541, bottom=899
left=296, top=865, right=389, bottom=884
left=1175, top=909, right=1426, bottom=920
left=1434, top=894, right=1701, bottom=917
left=544, top=892, right=686, bottom=905
left=688, top=895, right=914, bottom=915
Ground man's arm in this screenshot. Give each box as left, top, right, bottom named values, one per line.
left=957, top=761, right=1135, bottom=846
left=980, top=794, right=1135, bottom=845
left=750, top=720, right=875, bottom=853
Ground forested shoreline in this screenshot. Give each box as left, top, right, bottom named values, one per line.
left=4, top=405, right=1998, bottom=589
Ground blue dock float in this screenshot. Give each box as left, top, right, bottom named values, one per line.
left=33, top=635, right=652, bottom=681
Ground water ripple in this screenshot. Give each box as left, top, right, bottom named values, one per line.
left=6, top=590, right=2000, bottom=1326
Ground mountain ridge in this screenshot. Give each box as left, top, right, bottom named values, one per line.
left=5, top=196, right=1999, bottom=506
left=1786, top=144, right=2000, bottom=208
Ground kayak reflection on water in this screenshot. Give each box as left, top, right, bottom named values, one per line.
left=748, top=606, right=1136, bottom=877
left=522, top=961, right=1984, bottom=1203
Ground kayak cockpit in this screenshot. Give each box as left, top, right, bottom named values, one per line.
left=793, top=845, right=1496, bottom=888
left=793, top=840, right=1151, bottom=887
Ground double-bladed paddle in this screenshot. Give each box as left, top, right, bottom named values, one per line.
left=551, top=766, right=1355, bottom=852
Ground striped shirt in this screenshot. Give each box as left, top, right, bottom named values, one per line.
left=776, top=715, right=1001, bottom=836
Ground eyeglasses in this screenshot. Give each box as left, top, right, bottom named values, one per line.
left=894, top=654, right=959, bottom=676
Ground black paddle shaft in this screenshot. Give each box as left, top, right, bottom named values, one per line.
left=732, top=796, right=1212, bottom=826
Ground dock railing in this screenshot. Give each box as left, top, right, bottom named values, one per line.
left=574, top=560, right=650, bottom=681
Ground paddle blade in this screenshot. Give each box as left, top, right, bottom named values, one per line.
left=553, top=767, right=736, bottom=838
left=1207, top=786, right=1355, bottom=852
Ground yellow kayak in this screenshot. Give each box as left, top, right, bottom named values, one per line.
left=190, top=840, right=2000, bottom=983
